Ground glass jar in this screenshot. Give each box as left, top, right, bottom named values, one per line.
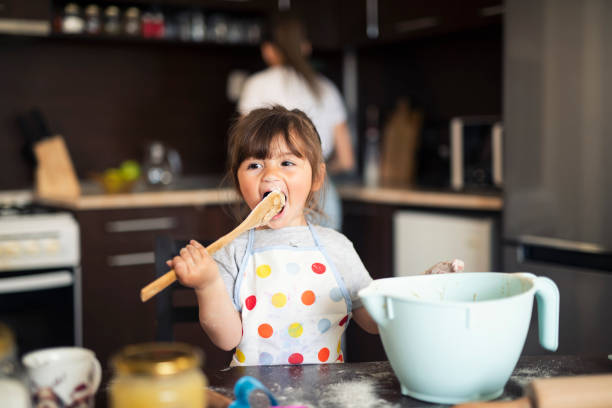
left=84, top=4, right=101, bottom=34
left=62, top=3, right=85, bottom=34
left=104, top=5, right=121, bottom=35
left=123, top=7, right=141, bottom=36
left=108, top=342, right=207, bottom=408
left=0, top=323, right=30, bottom=408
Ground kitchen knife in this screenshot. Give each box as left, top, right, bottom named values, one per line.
left=453, top=374, right=612, bottom=408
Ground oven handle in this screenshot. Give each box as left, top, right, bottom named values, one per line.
left=0, top=271, right=72, bottom=294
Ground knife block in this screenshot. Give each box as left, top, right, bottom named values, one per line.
left=34, top=135, right=81, bottom=199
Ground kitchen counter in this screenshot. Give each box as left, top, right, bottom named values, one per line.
left=35, top=176, right=240, bottom=210
left=339, top=185, right=502, bottom=211
left=206, top=355, right=610, bottom=407
left=32, top=176, right=502, bottom=211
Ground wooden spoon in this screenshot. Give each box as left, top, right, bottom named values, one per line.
left=140, top=190, right=285, bottom=302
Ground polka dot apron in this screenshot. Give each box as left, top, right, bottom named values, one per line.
left=230, top=223, right=352, bottom=366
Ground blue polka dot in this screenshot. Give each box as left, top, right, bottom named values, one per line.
left=318, top=318, right=331, bottom=333
left=329, top=287, right=343, bottom=302
left=285, top=262, right=300, bottom=275
left=259, top=352, right=273, bottom=365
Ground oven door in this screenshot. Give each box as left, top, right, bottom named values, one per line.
left=0, top=268, right=77, bottom=356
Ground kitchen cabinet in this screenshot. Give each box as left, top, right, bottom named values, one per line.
left=340, top=0, right=503, bottom=46
left=342, top=199, right=501, bottom=362
left=74, top=204, right=235, bottom=375
left=0, top=0, right=50, bottom=20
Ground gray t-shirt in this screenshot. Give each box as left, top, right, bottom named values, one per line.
left=213, top=225, right=373, bottom=310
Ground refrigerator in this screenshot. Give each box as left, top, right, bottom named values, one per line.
left=504, top=0, right=612, bottom=354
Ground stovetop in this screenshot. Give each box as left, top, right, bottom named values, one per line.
left=0, top=202, right=61, bottom=217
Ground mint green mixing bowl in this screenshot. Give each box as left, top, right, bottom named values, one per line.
left=358, top=272, right=559, bottom=404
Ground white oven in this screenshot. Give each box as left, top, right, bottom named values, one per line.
left=0, top=205, right=81, bottom=356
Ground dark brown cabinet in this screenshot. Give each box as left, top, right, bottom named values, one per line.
left=340, top=0, right=502, bottom=46
left=0, top=0, right=50, bottom=20
left=75, top=204, right=235, bottom=373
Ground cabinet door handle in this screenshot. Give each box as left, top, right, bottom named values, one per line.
left=105, top=217, right=177, bottom=233
left=108, top=252, right=155, bottom=267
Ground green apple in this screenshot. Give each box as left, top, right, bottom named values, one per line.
left=120, top=160, right=141, bottom=181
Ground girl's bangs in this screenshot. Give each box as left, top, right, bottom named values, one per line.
left=239, top=118, right=305, bottom=161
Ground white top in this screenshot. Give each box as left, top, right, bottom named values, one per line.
left=237, top=66, right=347, bottom=159
left=213, top=225, right=373, bottom=310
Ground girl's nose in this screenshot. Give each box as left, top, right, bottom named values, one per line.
left=262, top=168, right=280, bottom=182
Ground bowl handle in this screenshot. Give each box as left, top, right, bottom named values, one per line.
left=534, top=276, right=560, bottom=351
left=359, top=291, right=391, bottom=327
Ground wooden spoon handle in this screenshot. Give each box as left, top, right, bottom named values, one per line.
left=140, top=233, right=229, bottom=303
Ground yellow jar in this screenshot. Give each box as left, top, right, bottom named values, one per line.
left=109, top=342, right=207, bottom=408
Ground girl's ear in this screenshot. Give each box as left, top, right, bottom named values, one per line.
left=311, top=163, right=326, bottom=192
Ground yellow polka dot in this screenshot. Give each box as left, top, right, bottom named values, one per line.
left=236, top=349, right=245, bottom=363
left=288, top=323, right=303, bottom=338
left=256, top=264, right=271, bottom=278
left=271, top=293, right=287, bottom=308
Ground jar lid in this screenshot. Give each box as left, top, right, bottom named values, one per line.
left=85, top=5, right=100, bottom=16
left=64, top=3, right=81, bottom=14
left=111, top=343, right=203, bottom=376
left=0, top=323, right=15, bottom=359
left=125, top=7, right=140, bottom=18
left=105, top=6, right=120, bottom=17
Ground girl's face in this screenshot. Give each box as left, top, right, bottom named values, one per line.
left=237, top=135, right=324, bottom=229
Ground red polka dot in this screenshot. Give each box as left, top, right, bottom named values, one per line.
left=245, top=295, right=256, bottom=310
left=339, top=315, right=348, bottom=326
left=337, top=354, right=344, bottom=362
left=311, top=263, right=326, bottom=274
left=318, top=348, right=330, bottom=362
left=288, top=353, right=304, bottom=364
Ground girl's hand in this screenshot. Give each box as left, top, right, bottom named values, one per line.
left=166, top=240, right=218, bottom=290
left=423, top=259, right=465, bottom=274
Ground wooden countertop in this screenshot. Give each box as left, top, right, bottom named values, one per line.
left=32, top=177, right=502, bottom=211
left=205, top=355, right=610, bottom=407
left=339, top=185, right=503, bottom=211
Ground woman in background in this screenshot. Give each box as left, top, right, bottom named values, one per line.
left=237, top=12, right=355, bottom=230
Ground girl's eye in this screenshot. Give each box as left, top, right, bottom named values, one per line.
left=281, top=160, right=295, bottom=167
left=246, top=162, right=262, bottom=170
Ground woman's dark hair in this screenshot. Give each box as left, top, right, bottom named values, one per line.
left=226, top=105, right=326, bottom=221
left=263, top=11, right=320, bottom=98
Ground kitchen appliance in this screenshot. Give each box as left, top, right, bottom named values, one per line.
left=450, top=116, right=503, bottom=191
left=359, top=272, right=559, bottom=404
left=0, top=193, right=81, bottom=356
left=504, top=0, right=612, bottom=354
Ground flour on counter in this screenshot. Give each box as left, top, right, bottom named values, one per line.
left=271, top=379, right=399, bottom=408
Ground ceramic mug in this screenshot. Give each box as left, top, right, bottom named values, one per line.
left=22, top=347, right=102, bottom=408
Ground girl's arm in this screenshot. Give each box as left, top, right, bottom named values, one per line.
left=169, top=240, right=242, bottom=351
left=352, top=306, right=379, bottom=334
left=194, top=276, right=242, bottom=351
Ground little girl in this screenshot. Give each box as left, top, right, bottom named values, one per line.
left=169, top=105, right=462, bottom=366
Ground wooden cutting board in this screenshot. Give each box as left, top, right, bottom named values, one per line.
left=380, top=98, right=422, bottom=187
left=34, top=135, right=81, bottom=199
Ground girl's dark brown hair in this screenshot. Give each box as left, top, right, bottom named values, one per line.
left=226, top=105, right=326, bottom=221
